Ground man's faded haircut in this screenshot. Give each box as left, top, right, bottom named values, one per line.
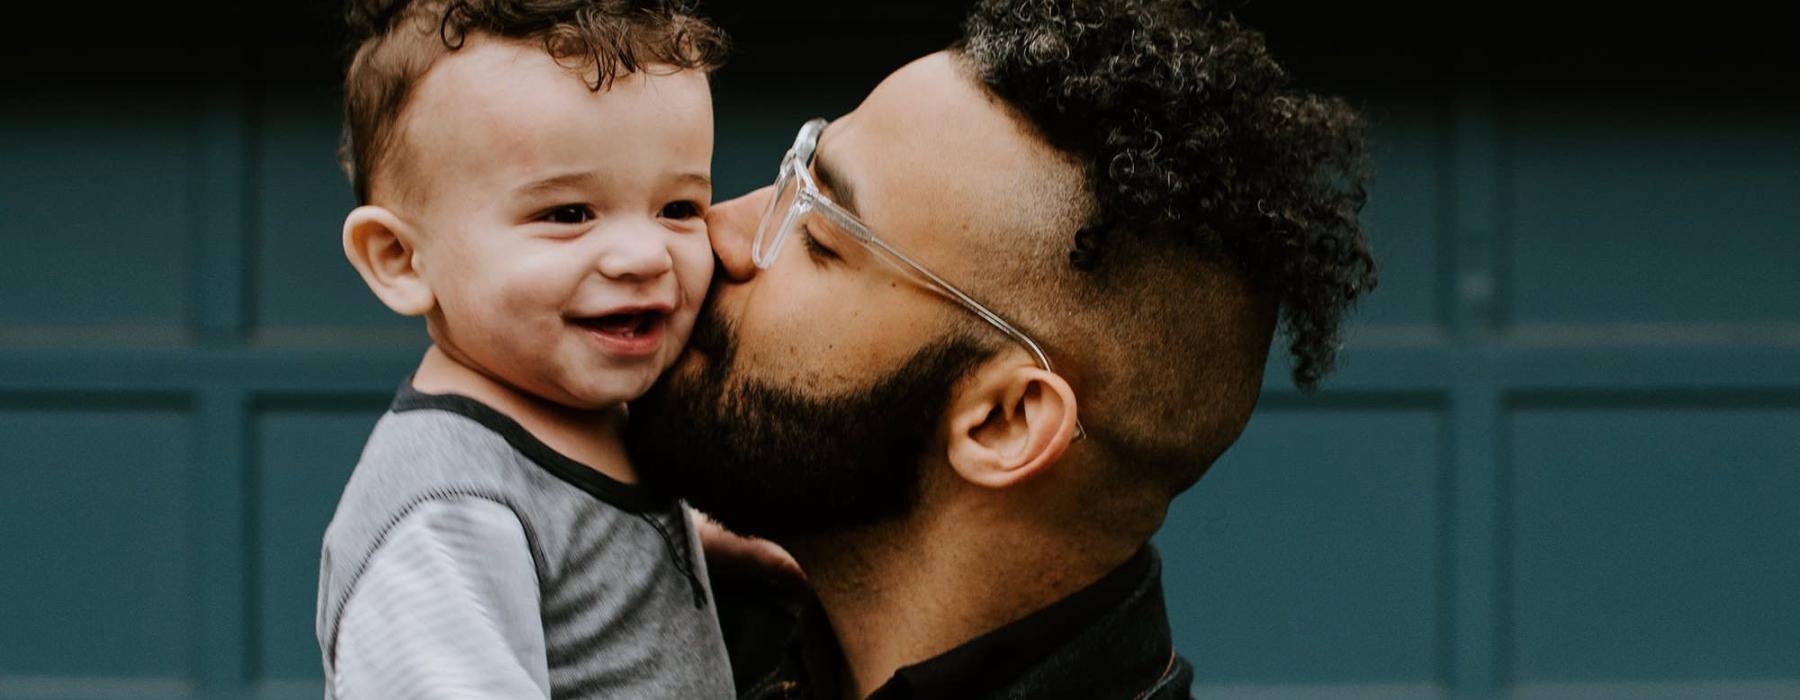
left=339, top=0, right=727, bottom=205
left=954, top=0, right=1376, bottom=493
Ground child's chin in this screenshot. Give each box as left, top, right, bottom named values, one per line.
left=561, top=374, right=657, bottom=409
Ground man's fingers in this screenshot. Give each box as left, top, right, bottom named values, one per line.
left=691, top=505, right=806, bottom=584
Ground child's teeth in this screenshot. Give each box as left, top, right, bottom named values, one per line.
left=585, top=311, right=659, bottom=336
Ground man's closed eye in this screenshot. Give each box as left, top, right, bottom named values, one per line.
left=800, top=225, right=840, bottom=264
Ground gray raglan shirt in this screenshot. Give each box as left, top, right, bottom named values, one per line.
left=315, top=385, right=733, bottom=699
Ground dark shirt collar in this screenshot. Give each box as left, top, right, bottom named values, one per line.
left=392, top=379, right=672, bottom=513
left=785, top=546, right=1174, bottom=700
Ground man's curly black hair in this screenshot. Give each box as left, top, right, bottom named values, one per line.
left=959, top=0, right=1374, bottom=390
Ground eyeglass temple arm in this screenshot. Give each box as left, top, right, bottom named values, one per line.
left=811, top=204, right=1087, bottom=438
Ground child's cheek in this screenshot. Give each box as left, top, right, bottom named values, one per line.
left=678, top=231, right=715, bottom=303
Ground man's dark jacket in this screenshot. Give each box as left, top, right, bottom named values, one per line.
left=717, top=546, right=1194, bottom=700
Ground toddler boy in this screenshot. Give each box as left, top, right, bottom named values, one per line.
left=314, top=1, right=732, bottom=697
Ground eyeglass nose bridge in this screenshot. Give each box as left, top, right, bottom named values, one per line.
left=752, top=193, right=807, bottom=271
left=754, top=153, right=827, bottom=271
left=751, top=166, right=793, bottom=269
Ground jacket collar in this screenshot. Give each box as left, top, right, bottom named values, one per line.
left=755, top=546, right=1191, bottom=700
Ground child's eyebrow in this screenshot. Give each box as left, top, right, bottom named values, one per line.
left=514, top=171, right=601, bottom=197
left=672, top=172, right=712, bottom=190
left=513, top=171, right=712, bottom=197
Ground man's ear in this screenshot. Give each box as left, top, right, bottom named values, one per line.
left=945, top=360, right=1079, bottom=489
left=342, top=205, right=434, bottom=316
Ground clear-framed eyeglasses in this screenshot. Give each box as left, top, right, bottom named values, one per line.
left=752, top=117, right=1085, bottom=438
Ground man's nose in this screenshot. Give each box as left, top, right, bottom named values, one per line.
left=706, top=186, right=771, bottom=282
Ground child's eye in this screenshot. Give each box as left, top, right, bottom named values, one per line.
left=660, top=200, right=703, bottom=220
left=539, top=205, right=594, bottom=225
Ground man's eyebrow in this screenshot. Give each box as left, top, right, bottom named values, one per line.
left=514, top=171, right=601, bottom=196
left=811, top=147, right=860, bottom=218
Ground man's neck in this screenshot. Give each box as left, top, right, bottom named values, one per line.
left=792, top=510, right=1137, bottom=700
left=411, top=345, right=634, bottom=482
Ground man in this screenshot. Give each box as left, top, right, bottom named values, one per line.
left=628, top=0, right=1375, bottom=697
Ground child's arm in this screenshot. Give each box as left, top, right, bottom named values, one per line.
left=329, top=497, right=549, bottom=699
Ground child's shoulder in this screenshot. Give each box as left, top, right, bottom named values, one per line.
left=340, top=406, right=527, bottom=500
left=367, top=403, right=516, bottom=457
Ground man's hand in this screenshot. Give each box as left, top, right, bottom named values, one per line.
left=690, top=505, right=806, bottom=585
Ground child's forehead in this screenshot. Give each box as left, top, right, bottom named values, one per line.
left=406, top=46, right=619, bottom=172
left=409, top=38, right=599, bottom=138
left=395, top=36, right=712, bottom=198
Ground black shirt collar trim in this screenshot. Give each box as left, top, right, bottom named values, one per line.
left=391, top=380, right=670, bottom=514
left=793, top=546, right=1165, bottom=700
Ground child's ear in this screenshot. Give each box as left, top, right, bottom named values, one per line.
left=944, top=360, right=1079, bottom=490
left=342, top=205, right=434, bottom=316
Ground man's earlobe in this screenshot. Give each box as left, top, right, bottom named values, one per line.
left=342, top=205, right=434, bottom=316
left=945, top=364, right=1079, bottom=489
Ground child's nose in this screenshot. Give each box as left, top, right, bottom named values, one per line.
left=596, top=224, right=675, bottom=281
left=706, top=186, right=770, bottom=282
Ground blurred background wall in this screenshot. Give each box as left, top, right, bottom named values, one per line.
left=1, top=1, right=1796, bottom=698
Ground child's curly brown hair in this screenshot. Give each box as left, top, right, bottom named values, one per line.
left=339, top=0, right=726, bottom=205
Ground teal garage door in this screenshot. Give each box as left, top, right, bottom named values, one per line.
left=2, top=5, right=1794, bottom=699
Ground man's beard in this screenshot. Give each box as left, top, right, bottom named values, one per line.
left=626, top=303, right=989, bottom=543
